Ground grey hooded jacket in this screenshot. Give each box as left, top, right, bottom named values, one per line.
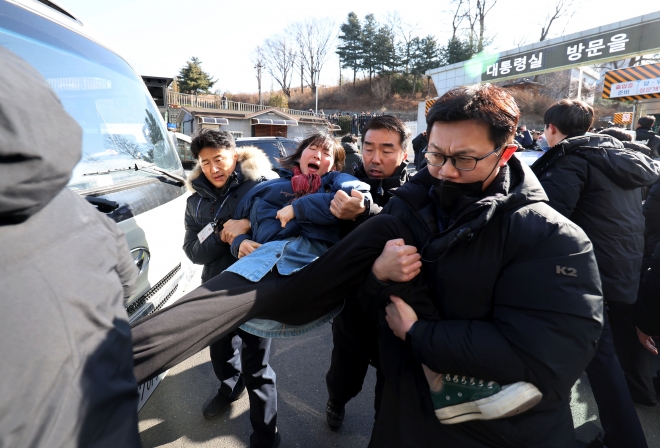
left=0, top=48, right=140, bottom=447
left=532, top=134, right=660, bottom=303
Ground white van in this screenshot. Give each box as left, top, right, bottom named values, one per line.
left=0, top=0, right=197, bottom=405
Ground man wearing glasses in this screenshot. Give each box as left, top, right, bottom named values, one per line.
left=367, top=84, right=604, bottom=446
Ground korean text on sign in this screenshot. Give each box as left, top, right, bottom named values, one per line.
left=567, top=34, right=629, bottom=61
left=486, top=52, right=543, bottom=77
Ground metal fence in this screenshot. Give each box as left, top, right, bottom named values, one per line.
left=326, top=112, right=418, bottom=135
left=166, top=91, right=315, bottom=116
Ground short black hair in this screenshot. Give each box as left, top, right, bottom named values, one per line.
left=341, top=134, right=357, bottom=143
left=638, top=115, right=656, bottom=129
left=361, top=115, right=412, bottom=151
left=190, top=129, right=236, bottom=159
left=598, top=127, right=632, bottom=142
left=544, top=99, right=594, bottom=136
left=426, top=84, right=519, bottom=148
left=279, top=133, right=346, bottom=171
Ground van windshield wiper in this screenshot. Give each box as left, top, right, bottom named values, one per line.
left=83, top=166, right=134, bottom=176
left=82, top=163, right=185, bottom=186
left=134, top=164, right=186, bottom=186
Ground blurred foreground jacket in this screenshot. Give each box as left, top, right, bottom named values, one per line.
left=0, top=47, right=140, bottom=447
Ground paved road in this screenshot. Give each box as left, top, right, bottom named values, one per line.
left=139, top=267, right=660, bottom=447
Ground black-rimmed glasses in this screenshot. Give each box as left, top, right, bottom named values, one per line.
left=422, top=146, right=503, bottom=171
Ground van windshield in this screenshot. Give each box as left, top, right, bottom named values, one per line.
left=0, top=2, right=182, bottom=194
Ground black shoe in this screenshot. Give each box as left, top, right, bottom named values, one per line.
left=268, top=431, right=281, bottom=448
left=586, top=433, right=605, bottom=448
left=202, top=387, right=246, bottom=420
left=326, top=399, right=345, bottom=429
left=631, top=395, right=658, bottom=407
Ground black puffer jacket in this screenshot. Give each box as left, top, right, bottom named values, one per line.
left=369, top=157, right=603, bottom=448
left=339, top=161, right=410, bottom=237
left=354, top=160, right=409, bottom=213
left=341, top=142, right=363, bottom=176
left=183, top=147, right=275, bottom=282
left=532, top=134, right=660, bottom=303
left=635, top=127, right=660, bottom=157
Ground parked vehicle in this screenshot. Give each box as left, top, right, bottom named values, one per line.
left=170, top=131, right=194, bottom=168
left=235, top=136, right=298, bottom=169
left=0, top=0, right=198, bottom=406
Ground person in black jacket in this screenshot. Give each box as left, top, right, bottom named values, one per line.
left=514, top=125, right=533, bottom=149
left=632, top=180, right=660, bottom=393
left=366, top=84, right=603, bottom=447
left=532, top=99, right=660, bottom=447
left=325, top=115, right=411, bottom=430
left=340, top=134, right=362, bottom=176
left=635, top=115, right=660, bottom=158
left=183, top=129, right=281, bottom=448
left=412, top=131, right=428, bottom=171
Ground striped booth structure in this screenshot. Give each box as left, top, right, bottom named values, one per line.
left=603, top=63, right=660, bottom=101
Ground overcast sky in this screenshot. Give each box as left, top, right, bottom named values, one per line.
left=56, top=0, right=660, bottom=94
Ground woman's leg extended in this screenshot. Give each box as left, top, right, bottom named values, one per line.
left=132, top=214, right=414, bottom=383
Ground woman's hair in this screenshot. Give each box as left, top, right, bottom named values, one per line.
left=279, top=133, right=345, bottom=171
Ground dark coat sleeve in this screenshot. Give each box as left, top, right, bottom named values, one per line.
left=292, top=173, right=372, bottom=226
left=409, top=206, right=603, bottom=402
left=182, top=195, right=233, bottom=266
left=537, top=156, right=588, bottom=218
left=633, top=241, right=660, bottom=336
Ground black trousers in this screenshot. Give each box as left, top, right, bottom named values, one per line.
left=326, top=296, right=384, bottom=418
left=210, top=329, right=277, bottom=448
left=132, top=214, right=415, bottom=384
left=585, top=311, right=648, bottom=448
left=608, top=301, right=657, bottom=402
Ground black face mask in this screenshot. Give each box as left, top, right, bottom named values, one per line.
left=431, top=152, right=503, bottom=211
left=432, top=178, right=483, bottom=211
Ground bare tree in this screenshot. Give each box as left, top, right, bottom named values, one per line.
left=263, top=34, right=296, bottom=98
left=449, top=0, right=466, bottom=40
left=393, top=13, right=420, bottom=75
left=464, top=0, right=497, bottom=53
left=539, top=0, right=575, bottom=42
left=290, top=18, right=336, bottom=93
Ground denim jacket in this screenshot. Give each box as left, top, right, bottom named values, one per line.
left=226, top=169, right=370, bottom=337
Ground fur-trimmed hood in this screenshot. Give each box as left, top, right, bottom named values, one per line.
left=186, top=145, right=276, bottom=192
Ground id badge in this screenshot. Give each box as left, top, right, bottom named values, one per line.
left=197, top=222, right=214, bottom=243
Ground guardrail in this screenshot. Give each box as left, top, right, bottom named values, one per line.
left=167, top=91, right=316, bottom=117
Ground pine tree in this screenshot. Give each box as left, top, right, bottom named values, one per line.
left=177, top=57, right=216, bottom=95
left=360, top=14, right=379, bottom=87
left=336, top=12, right=362, bottom=86
left=411, top=36, right=441, bottom=95
left=441, top=38, right=476, bottom=66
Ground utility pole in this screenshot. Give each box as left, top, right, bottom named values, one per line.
left=339, top=58, right=342, bottom=89
left=255, top=62, right=263, bottom=105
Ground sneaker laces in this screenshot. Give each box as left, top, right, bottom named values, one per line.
left=445, top=374, right=495, bottom=389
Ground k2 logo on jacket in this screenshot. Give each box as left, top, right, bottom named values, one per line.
left=556, top=266, right=577, bottom=277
